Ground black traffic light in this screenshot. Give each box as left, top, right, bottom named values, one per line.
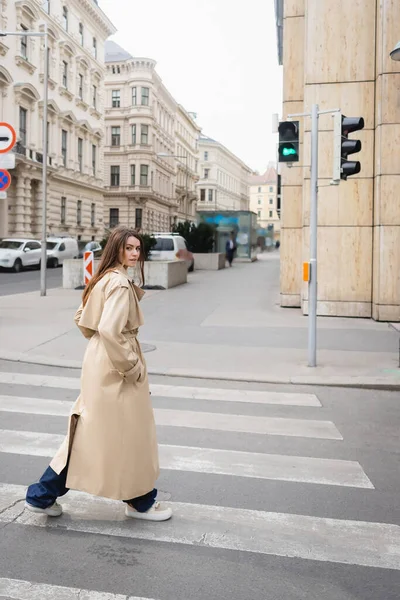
left=340, top=116, right=364, bottom=180
left=278, top=121, right=299, bottom=163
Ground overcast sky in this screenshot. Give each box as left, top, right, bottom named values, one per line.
left=100, top=0, right=282, bottom=174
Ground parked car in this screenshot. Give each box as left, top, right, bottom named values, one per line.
left=46, top=236, right=79, bottom=268
left=0, top=238, right=42, bottom=272
left=150, top=233, right=194, bottom=272
left=78, top=241, right=103, bottom=259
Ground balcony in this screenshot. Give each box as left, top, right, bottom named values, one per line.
left=14, top=143, right=52, bottom=166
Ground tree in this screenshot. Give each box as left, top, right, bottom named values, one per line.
left=172, top=221, right=216, bottom=253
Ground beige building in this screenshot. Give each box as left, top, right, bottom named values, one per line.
left=197, top=135, right=252, bottom=212
left=275, top=0, right=400, bottom=321
left=250, top=164, right=280, bottom=238
left=0, top=0, right=115, bottom=241
left=103, top=42, right=200, bottom=233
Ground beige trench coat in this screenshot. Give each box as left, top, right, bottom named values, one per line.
left=50, top=267, right=160, bottom=500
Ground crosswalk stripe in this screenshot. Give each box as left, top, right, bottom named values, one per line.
left=0, top=577, right=157, bottom=600
left=0, top=397, right=341, bottom=440
left=0, top=373, right=321, bottom=407
left=0, top=429, right=373, bottom=487
left=0, top=484, right=398, bottom=570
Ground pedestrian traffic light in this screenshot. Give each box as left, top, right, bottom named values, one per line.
left=278, top=121, right=299, bottom=163
left=332, top=113, right=364, bottom=181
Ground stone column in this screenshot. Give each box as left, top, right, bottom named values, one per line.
left=14, top=175, right=25, bottom=236
left=372, top=0, right=400, bottom=321
left=301, top=0, right=376, bottom=317
left=24, top=177, right=32, bottom=236
left=280, top=0, right=305, bottom=307
left=34, top=180, right=43, bottom=237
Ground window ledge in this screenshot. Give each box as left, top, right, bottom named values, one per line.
left=0, top=41, right=9, bottom=56
left=90, top=108, right=101, bottom=119
left=76, top=99, right=89, bottom=111
left=39, top=74, right=57, bottom=90
left=15, top=55, right=36, bottom=75
left=59, top=87, right=74, bottom=101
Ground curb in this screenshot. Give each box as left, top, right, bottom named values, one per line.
left=1, top=351, right=400, bottom=390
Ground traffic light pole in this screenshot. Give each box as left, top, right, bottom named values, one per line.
left=287, top=105, right=340, bottom=367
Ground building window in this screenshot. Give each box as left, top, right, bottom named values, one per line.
left=140, top=164, right=148, bottom=186
left=131, top=124, right=136, bottom=145
left=200, top=189, right=205, bottom=202
left=44, top=0, right=50, bottom=14
left=258, top=186, right=261, bottom=193
left=61, top=130, right=67, bottom=167
left=62, top=6, right=68, bottom=31
left=269, top=210, right=273, bottom=218
left=93, top=37, right=97, bottom=59
left=109, top=208, right=119, bottom=228
left=20, top=25, right=28, bottom=59
left=141, top=87, right=149, bottom=106
left=111, top=126, right=121, bottom=146
left=62, top=61, right=68, bottom=88
left=141, top=124, right=148, bottom=145
left=135, top=208, right=142, bottom=229
left=269, top=186, right=273, bottom=192
left=92, top=145, right=96, bottom=175
left=269, top=198, right=273, bottom=204
left=258, top=210, right=261, bottom=218
left=79, top=22, right=84, bottom=46
left=208, top=189, right=213, bottom=202
left=92, top=85, right=97, bottom=108
left=78, top=74, right=83, bottom=99
left=19, top=107, right=27, bottom=147
left=132, top=87, right=137, bottom=105
left=61, top=197, right=66, bottom=224
left=91, top=203, right=95, bottom=227
left=77, top=200, right=82, bottom=225
left=112, top=90, right=120, bottom=108
left=131, top=164, right=135, bottom=185
left=110, top=166, right=120, bottom=187
left=204, top=168, right=209, bottom=179
left=258, top=199, right=262, bottom=205
left=46, top=121, right=50, bottom=153
left=204, top=151, right=208, bottom=161
left=77, top=138, right=83, bottom=172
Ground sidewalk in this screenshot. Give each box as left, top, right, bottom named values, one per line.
left=0, top=253, right=399, bottom=389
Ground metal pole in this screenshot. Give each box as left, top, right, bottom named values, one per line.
left=40, top=24, right=48, bottom=297
left=308, top=103, right=319, bottom=367
left=185, top=154, right=189, bottom=219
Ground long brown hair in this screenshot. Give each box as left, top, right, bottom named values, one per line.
left=82, top=227, right=145, bottom=306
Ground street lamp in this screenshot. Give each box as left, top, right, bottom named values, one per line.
left=390, top=41, right=400, bottom=61
left=0, top=25, right=49, bottom=296
left=157, top=152, right=190, bottom=220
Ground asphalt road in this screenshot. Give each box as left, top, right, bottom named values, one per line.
left=0, top=266, right=63, bottom=296
left=0, top=359, right=399, bottom=599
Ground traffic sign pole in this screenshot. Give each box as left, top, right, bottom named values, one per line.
left=40, top=22, right=49, bottom=297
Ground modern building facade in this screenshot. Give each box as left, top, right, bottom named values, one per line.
left=275, top=0, right=400, bottom=321
left=197, top=135, right=252, bottom=213
left=0, top=0, right=116, bottom=240
left=249, top=164, right=280, bottom=238
left=103, top=41, right=200, bottom=233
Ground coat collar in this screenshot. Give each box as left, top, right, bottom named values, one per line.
left=111, top=265, right=145, bottom=301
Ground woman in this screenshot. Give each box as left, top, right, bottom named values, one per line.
left=25, top=227, right=172, bottom=522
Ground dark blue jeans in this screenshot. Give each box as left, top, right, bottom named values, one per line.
left=26, top=465, right=157, bottom=512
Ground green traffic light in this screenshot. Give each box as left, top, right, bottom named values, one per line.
left=282, top=147, right=297, bottom=156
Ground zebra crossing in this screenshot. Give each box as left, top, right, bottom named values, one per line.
left=0, top=368, right=399, bottom=599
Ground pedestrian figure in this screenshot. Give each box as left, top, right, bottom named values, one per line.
left=226, top=231, right=237, bottom=267
left=25, top=227, right=172, bottom=522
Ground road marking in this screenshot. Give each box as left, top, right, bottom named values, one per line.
left=0, top=397, right=339, bottom=439
left=0, top=485, right=397, bottom=570
left=0, top=577, right=157, bottom=600
left=0, top=373, right=321, bottom=407
left=0, top=429, right=372, bottom=487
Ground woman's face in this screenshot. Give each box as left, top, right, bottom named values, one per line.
left=121, top=236, right=141, bottom=268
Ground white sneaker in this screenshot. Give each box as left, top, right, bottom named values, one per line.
left=125, top=501, right=172, bottom=522
left=25, top=501, right=63, bottom=517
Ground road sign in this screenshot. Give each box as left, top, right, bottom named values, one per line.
left=84, top=251, right=94, bottom=285
left=0, top=123, right=16, bottom=154
left=0, top=153, right=15, bottom=170
left=0, top=191, right=7, bottom=200
left=0, top=169, right=11, bottom=191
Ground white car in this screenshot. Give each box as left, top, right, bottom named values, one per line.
left=0, top=238, right=42, bottom=272
left=46, top=236, right=79, bottom=268
left=150, top=233, right=194, bottom=272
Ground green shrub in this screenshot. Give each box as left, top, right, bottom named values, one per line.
left=172, top=221, right=215, bottom=253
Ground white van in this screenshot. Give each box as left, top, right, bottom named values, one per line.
left=150, top=233, right=194, bottom=272
left=46, top=236, right=79, bottom=268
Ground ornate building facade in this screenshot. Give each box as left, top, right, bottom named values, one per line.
left=0, top=0, right=115, bottom=240
left=103, top=41, right=201, bottom=233
left=250, top=164, right=280, bottom=239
